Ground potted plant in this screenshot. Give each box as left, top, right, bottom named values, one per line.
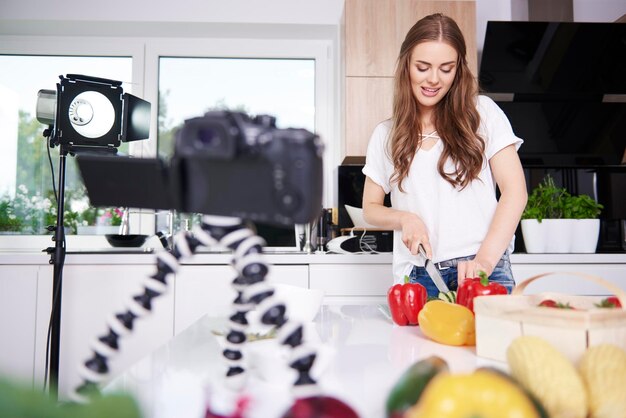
left=0, top=198, right=24, bottom=233
left=521, top=174, right=603, bottom=253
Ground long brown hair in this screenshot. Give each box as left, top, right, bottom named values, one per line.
left=389, top=13, right=483, bottom=191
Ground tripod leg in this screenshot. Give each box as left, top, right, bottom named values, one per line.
left=197, top=215, right=318, bottom=392
left=70, top=230, right=203, bottom=402
left=70, top=214, right=319, bottom=404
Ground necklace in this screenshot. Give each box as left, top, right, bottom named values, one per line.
left=420, top=130, right=440, bottom=141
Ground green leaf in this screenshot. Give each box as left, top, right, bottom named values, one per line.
left=0, top=378, right=142, bottom=418
left=522, top=174, right=602, bottom=220
left=478, top=270, right=489, bottom=286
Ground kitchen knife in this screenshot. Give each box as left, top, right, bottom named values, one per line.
left=418, top=244, right=450, bottom=293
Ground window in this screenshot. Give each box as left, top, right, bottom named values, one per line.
left=156, top=56, right=315, bottom=245
left=0, top=35, right=336, bottom=249
left=0, top=55, right=132, bottom=236
left=145, top=38, right=334, bottom=245
left=157, top=57, right=315, bottom=158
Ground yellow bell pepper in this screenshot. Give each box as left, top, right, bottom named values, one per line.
left=418, top=300, right=475, bottom=346
left=405, top=370, right=542, bottom=418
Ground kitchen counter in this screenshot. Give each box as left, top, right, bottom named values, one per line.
left=104, top=304, right=501, bottom=418
left=2, top=249, right=625, bottom=398
left=2, top=249, right=626, bottom=265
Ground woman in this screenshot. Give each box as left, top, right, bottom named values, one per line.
left=362, top=13, right=527, bottom=296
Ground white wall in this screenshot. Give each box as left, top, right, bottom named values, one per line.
left=574, top=0, right=626, bottom=21
left=3, top=0, right=626, bottom=50
left=476, top=0, right=516, bottom=54
left=0, top=0, right=345, bottom=25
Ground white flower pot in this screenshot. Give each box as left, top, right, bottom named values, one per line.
left=569, top=219, right=601, bottom=253
left=521, top=219, right=600, bottom=254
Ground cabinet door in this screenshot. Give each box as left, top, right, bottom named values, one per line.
left=174, top=264, right=308, bottom=334
left=56, top=264, right=174, bottom=400
left=309, top=264, right=393, bottom=305
left=345, top=77, right=394, bottom=156
left=345, top=0, right=398, bottom=77
left=0, top=265, right=40, bottom=386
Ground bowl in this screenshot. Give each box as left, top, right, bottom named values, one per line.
left=105, top=234, right=149, bottom=248
left=345, top=204, right=378, bottom=229
left=273, top=283, right=324, bottom=322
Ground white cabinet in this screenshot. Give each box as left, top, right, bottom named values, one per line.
left=55, top=264, right=174, bottom=400
left=2, top=251, right=626, bottom=399
left=34, top=265, right=52, bottom=390
left=173, top=264, right=309, bottom=334
left=309, top=263, right=393, bottom=305
left=0, top=265, right=40, bottom=386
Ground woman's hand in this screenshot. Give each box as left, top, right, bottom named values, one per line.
left=362, top=177, right=433, bottom=257
left=457, top=258, right=494, bottom=283
left=400, top=212, right=432, bottom=257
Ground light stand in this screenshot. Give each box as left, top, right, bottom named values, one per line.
left=36, top=74, right=151, bottom=399
left=43, top=140, right=70, bottom=399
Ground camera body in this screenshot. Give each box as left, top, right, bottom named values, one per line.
left=79, top=110, right=324, bottom=227
left=172, top=110, right=324, bottom=226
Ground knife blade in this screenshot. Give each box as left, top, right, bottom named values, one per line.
left=418, top=244, right=450, bottom=293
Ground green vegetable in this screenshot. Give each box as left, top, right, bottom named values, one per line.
left=0, top=377, right=142, bottom=418
left=562, top=194, right=603, bottom=219
left=437, top=290, right=457, bottom=303
left=522, top=174, right=603, bottom=222
left=385, top=356, right=448, bottom=418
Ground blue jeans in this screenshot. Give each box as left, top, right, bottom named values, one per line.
left=408, top=254, right=515, bottom=298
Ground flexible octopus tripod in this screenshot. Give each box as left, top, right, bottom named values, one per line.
left=69, top=214, right=318, bottom=403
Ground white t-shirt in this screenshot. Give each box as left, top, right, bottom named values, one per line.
left=362, top=95, right=523, bottom=283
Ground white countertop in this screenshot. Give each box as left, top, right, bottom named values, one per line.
left=104, top=304, right=501, bottom=418
left=1, top=249, right=626, bottom=265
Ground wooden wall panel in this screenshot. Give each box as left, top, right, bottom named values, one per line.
left=345, top=0, right=398, bottom=77
left=345, top=77, right=394, bottom=156
left=399, top=0, right=477, bottom=76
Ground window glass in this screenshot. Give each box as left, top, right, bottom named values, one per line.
left=0, top=56, right=132, bottom=235
left=157, top=57, right=315, bottom=158
left=157, top=57, right=315, bottom=247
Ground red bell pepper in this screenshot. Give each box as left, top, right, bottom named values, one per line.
left=457, top=271, right=508, bottom=313
left=387, top=276, right=428, bottom=326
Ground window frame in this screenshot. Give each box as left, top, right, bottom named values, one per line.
left=145, top=36, right=336, bottom=212
left=0, top=34, right=337, bottom=250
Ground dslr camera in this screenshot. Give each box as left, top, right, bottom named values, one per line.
left=78, top=110, right=324, bottom=226
left=172, top=110, right=324, bottom=225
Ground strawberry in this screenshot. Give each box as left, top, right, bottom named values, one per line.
left=538, top=299, right=577, bottom=309
left=538, top=299, right=558, bottom=308
left=595, top=296, right=622, bottom=308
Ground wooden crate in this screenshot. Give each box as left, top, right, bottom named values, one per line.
left=474, top=272, right=626, bottom=363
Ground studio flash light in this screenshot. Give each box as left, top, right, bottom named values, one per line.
left=36, top=74, right=151, bottom=150
left=36, top=73, right=152, bottom=399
